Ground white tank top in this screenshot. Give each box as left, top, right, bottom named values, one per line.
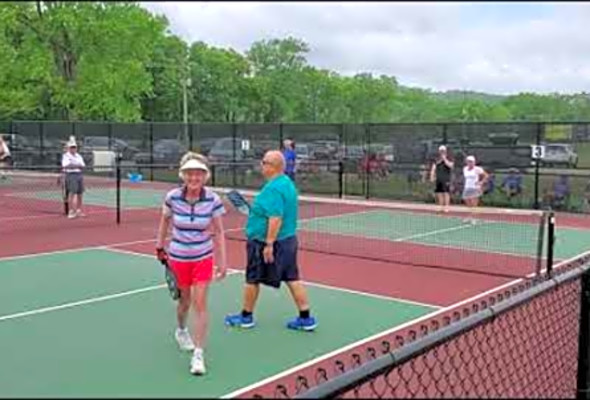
left=463, top=166, right=483, bottom=190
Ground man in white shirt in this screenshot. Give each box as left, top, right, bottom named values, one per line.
left=61, top=137, right=86, bottom=219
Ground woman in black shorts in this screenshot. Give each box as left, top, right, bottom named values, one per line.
left=429, top=145, right=454, bottom=212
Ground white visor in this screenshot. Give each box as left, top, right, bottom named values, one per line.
left=180, top=159, right=209, bottom=173
left=466, top=156, right=476, bottom=163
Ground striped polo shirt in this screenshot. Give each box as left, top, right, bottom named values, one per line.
left=163, top=186, right=225, bottom=262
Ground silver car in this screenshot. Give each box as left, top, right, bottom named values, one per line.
left=541, top=143, right=578, bottom=168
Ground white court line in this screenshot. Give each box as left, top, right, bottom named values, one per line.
left=104, top=247, right=440, bottom=310
left=219, top=250, right=589, bottom=399
left=393, top=223, right=476, bottom=243
left=0, top=285, right=165, bottom=323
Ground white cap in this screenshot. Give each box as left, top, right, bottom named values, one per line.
left=466, top=155, right=476, bottom=163
left=438, top=145, right=447, bottom=152
left=66, top=137, right=77, bottom=148
left=180, top=158, right=209, bottom=173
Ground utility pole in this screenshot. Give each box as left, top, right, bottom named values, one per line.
left=182, top=62, right=191, bottom=145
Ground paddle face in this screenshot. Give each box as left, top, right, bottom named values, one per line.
left=226, top=190, right=251, bottom=215
left=162, top=260, right=181, bottom=301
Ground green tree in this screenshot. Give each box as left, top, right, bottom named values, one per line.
left=188, top=42, right=251, bottom=123
left=6, top=1, right=168, bottom=121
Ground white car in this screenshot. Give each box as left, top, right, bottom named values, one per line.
left=540, top=143, right=578, bottom=168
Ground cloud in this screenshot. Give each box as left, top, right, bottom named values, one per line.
left=140, top=2, right=590, bottom=95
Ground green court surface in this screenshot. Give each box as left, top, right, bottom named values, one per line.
left=300, top=210, right=590, bottom=261
left=12, top=186, right=590, bottom=260
left=12, top=187, right=164, bottom=209
left=0, top=249, right=436, bottom=398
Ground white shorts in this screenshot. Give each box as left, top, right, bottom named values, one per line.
left=462, top=187, right=481, bottom=200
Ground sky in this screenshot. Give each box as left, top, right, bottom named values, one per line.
left=140, top=2, right=590, bottom=95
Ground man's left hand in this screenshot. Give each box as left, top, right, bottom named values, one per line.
left=263, top=244, right=274, bottom=264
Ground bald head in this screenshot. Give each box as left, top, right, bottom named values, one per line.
left=261, top=150, right=286, bottom=178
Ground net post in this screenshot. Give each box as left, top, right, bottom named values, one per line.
left=546, top=211, right=555, bottom=278
left=116, top=152, right=121, bottom=225
left=535, top=211, right=547, bottom=278
left=577, top=269, right=590, bottom=399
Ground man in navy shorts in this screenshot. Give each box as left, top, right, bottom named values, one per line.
left=224, top=150, right=317, bottom=331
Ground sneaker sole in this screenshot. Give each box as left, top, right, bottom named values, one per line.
left=288, top=323, right=317, bottom=332
left=190, top=368, right=206, bottom=376
left=224, top=320, right=255, bottom=329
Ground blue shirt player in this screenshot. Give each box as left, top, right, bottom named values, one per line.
left=282, top=139, right=297, bottom=182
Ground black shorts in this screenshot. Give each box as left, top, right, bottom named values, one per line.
left=435, top=180, right=451, bottom=194
left=246, top=236, right=299, bottom=288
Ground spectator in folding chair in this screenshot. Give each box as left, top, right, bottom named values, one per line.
left=483, top=170, right=496, bottom=196
left=501, top=168, right=523, bottom=199
left=544, top=174, right=571, bottom=210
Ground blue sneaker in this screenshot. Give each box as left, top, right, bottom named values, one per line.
left=224, top=313, right=256, bottom=329
left=286, top=316, right=317, bottom=332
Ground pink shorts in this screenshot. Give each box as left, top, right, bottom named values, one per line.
left=168, top=257, right=214, bottom=288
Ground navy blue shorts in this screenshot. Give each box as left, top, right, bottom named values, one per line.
left=246, top=236, right=299, bottom=288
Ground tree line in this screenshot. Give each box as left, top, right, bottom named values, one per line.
left=2, top=1, right=590, bottom=124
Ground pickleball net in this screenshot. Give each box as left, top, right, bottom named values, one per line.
left=209, top=188, right=549, bottom=280
left=2, top=163, right=549, bottom=280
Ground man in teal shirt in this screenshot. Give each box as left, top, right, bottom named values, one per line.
left=225, top=150, right=317, bottom=331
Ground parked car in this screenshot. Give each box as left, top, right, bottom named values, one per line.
left=152, top=139, right=188, bottom=164
left=82, top=136, right=140, bottom=161
left=208, top=137, right=252, bottom=163
left=540, top=143, right=578, bottom=168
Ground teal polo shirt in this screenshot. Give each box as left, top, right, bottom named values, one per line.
left=245, top=174, right=298, bottom=241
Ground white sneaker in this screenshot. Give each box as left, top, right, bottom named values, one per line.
left=67, top=210, right=77, bottom=219
left=190, top=348, right=206, bottom=375
left=174, top=328, right=195, bottom=352
left=76, top=209, right=86, bottom=217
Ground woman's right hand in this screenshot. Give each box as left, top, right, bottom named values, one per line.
left=156, top=247, right=168, bottom=264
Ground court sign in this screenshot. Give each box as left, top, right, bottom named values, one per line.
left=531, top=145, right=546, bottom=160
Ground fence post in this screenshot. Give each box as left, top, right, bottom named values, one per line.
left=232, top=123, right=237, bottom=187
left=365, top=123, right=371, bottom=199
left=534, top=123, right=542, bottom=209
left=116, top=153, right=121, bottom=225
left=149, top=122, right=154, bottom=181
left=108, top=122, right=113, bottom=151
left=338, top=161, right=344, bottom=199
left=189, top=123, right=194, bottom=151
left=340, top=123, right=346, bottom=198
left=577, top=269, right=590, bottom=399
left=442, top=123, right=448, bottom=144
left=39, top=121, right=44, bottom=164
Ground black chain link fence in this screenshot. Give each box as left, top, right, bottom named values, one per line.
left=2, top=121, right=590, bottom=213
left=244, top=254, right=590, bottom=399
